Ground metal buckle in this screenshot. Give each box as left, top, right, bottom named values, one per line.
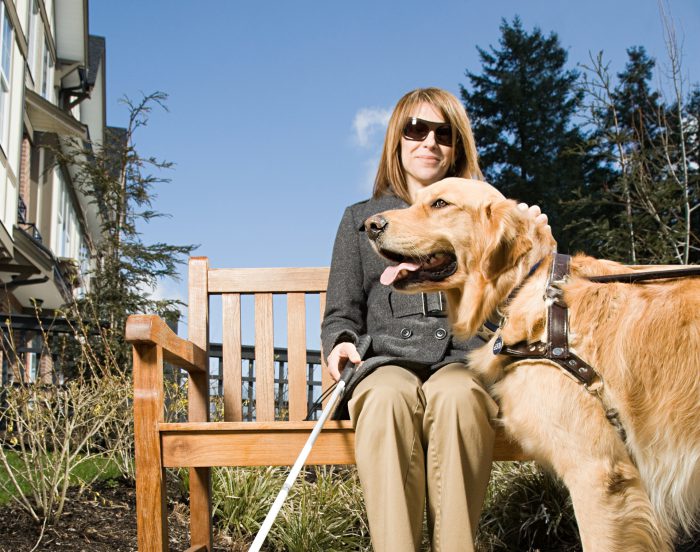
left=421, top=292, right=446, bottom=317
left=584, top=376, right=604, bottom=397
left=544, top=284, right=567, bottom=306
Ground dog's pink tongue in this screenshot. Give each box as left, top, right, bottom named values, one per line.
left=380, top=262, right=421, bottom=285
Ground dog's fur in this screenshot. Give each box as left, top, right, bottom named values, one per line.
left=366, top=177, right=700, bottom=551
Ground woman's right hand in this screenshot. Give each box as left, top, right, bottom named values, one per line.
left=326, top=342, right=362, bottom=382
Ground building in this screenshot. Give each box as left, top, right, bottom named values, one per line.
left=0, top=0, right=115, bottom=382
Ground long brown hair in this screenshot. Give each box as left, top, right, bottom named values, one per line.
left=372, top=88, right=482, bottom=203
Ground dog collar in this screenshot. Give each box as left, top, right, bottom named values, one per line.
left=476, top=258, right=545, bottom=343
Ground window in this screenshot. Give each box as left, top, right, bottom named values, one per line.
left=76, top=241, right=90, bottom=298
left=27, top=0, right=39, bottom=79
left=0, top=3, right=12, bottom=149
left=56, top=181, right=68, bottom=257
left=40, top=38, right=54, bottom=101
left=54, top=174, right=78, bottom=260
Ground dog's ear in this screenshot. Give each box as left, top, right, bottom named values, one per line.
left=480, top=201, right=533, bottom=281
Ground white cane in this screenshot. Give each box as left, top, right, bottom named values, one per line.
left=248, top=365, right=356, bottom=552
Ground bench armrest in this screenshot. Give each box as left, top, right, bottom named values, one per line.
left=126, top=314, right=207, bottom=374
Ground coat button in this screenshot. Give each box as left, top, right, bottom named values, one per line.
left=435, top=328, right=447, bottom=340
left=400, top=328, right=412, bottom=339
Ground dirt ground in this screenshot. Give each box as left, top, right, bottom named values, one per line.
left=0, top=478, right=698, bottom=551
left=0, top=478, right=196, bottom=552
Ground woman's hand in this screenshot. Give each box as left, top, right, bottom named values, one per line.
left=517, top=203, right=551, bottom=233
left=326, top=342, right=362, bottom=382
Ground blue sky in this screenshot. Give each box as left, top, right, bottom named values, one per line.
left=89, top=1, right=699, bottom=340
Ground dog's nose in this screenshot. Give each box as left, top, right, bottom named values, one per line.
left=365, top=215, right=388, bottom=241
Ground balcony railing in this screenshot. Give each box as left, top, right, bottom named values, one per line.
left=17, top=196, right=43, bottom=243
left=166, top=343, right=326, bottom=422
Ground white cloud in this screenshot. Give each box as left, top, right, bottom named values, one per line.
left=137, top=276, right=189, bottom=333
left=149, top=277, right=187, bottom=305
left=360, top=154, right=380, bottom=195
left=352, top=107, right=391, bottom=147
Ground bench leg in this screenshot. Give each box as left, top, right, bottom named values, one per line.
left=189, top=466, right=212, bottom=549
left=186, top=366, right=212, bottom=549
left=134, top=344, right=169, bottom=551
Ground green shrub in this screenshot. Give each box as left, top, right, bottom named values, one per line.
left=270, top=466, right=370, bottom=552
left=212, top=465, right=287, bottom=543
left=207, top=465, right=370, bottom=551
left=199, top=460, right=584, bottom=550
left=476, top=461, right=581, bottom=552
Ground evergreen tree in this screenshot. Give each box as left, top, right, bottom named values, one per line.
left=461, top=16, right=586, bottom=252
left=56, top=92, right=197, bottom=373
left=613, top=47, right=661, bottom=143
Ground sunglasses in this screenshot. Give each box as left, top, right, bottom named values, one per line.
left=402, top=117, right=454, bottom=147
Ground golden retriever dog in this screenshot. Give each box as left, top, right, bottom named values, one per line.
left=364, top=177, right=700, bottom=551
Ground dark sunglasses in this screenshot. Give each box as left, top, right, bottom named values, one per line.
left=402, top=117, right=453, bottom=146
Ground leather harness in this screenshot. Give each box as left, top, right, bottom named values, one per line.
left=486, top=253, right=700, bottom=441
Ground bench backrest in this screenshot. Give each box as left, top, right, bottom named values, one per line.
left=187, top=257, right=332, bottom=423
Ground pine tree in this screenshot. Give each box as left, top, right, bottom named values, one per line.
left=56, top=92, right=197, bottom=373
left=461, top=16, right=586, bottom=252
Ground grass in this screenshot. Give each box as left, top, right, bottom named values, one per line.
left=477, top=461, right=581, bottom=552
left=0, top=450, right=122, bottom=506
left=210, top=465, right=371, bottom=551
left=205, top=462, right=581, bottom=551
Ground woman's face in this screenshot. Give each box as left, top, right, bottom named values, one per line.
left=400, top=102, right=452, bottom=198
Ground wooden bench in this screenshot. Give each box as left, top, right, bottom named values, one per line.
left=126, top=256, right=527, bottom=552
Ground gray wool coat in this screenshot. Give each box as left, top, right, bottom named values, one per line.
left=321, top=193, right=483, bottom=419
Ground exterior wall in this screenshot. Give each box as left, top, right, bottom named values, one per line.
left=0, top=0, right=108, bottom=313
left=80, top=59, right=103, bottom=145
left=25, top=0, right=40, bottom=88
left=6, top=10, right=24, bottom=178
left=0, top=1, right=25, bottom=236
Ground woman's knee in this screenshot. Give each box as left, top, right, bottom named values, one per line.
left=349, top=365, right=425, bottom=422
left=423, top=363, right=498, bottom=420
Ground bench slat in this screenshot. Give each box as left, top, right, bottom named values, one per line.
left=209, top=267, right=330, bottom=293
left=159, top=422, right=526, bottom=466
left=161, top=421, right=355, bottom=467
left=319, top=291, right=333, bottom=406
left=223, top=294, right=243, bottom=422
left=287, top=293, right=307, bottom=421
left=255, top=293, right=275, bottom=421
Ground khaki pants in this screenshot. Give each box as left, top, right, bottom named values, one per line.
left=348, top=363, right=498, bottom=552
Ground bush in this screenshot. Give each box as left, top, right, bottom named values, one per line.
left=476, top=461, right=581, bottom=552
left=270, top=466, right=370, bottom=552
left=0, top=375, right=132, bottom=524
left=212, top=465, right=286, bottom=543
left=208, top=465, right=370, bottom=551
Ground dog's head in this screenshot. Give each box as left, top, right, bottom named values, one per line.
left=365, top=177, right=556, bottom=337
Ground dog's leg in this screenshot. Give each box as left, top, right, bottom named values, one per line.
left=493, top=363, right=672, bottom=552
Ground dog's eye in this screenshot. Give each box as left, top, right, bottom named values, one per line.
left=431, top=199, right=449, bottom=209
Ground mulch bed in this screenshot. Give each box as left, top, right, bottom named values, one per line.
left=0, top=478, right=697, bottom=551
left=0, top=478, right=195, bottom=552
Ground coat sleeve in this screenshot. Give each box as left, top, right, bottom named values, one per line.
left=321, top=206, right=368, bottom=360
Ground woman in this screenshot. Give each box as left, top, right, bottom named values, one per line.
left=321, top=87, right=545, bottom=551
